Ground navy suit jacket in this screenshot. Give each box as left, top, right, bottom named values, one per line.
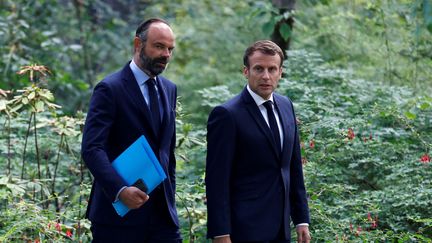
left=206, top=87, right=310, bottom=241
left=81, top=62, right=178, bottom=226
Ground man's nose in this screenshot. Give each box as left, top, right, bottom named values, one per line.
left=262, top=70, right=270, bottom=79
left=162, top=48, right=171, bottom=58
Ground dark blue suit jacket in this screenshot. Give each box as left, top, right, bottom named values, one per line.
left=81, top=63, right=178, bottom=226
left=206, top=87, right=310, bottom=241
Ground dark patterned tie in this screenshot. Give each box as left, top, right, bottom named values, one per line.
left=146, top=78, right=160, bottom=134
left=263, top=101, right=281, bottom=151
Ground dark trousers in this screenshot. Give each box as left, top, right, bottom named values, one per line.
left=233, top=221, right=290, bottom=243
left=91, top=187, right=181, bottom=243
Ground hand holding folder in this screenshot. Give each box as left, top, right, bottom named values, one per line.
left=111, top=135, right=166, bottom=217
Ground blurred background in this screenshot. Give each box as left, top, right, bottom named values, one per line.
left=0, top=0, right=431, bottom=242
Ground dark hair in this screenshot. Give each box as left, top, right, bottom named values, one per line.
left=243, top=40, right=285, bottom=68
left=135, top=18, right=170, bottom=42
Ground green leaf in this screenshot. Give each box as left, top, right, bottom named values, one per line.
left=428, top=23, right=432, bottom=33
left=28, top=91, right=35, bottom=100
left=10, top=103, right=22, bottom=113
left=404, top=111, right=416, bottom=120
left=419, top=102, right=430, bottom=110
left=0, top=100, right=6, bottom=111
left=279, top=22, right=291, bottom=41
left=6, top=183, right=25, bottom=196
left=39, top=89, right=54, bottom=100
left=0, top=176, right=8, bottom=184
left=262, top=21, right=275, bottom=36
left=35, top=100, right=45, bottom=112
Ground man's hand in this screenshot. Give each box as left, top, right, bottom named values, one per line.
left=296, top=225, right=311, bottom=243
left=118, top=186, right=149, bottom=209
left=212, top=236, right=231, bottom=243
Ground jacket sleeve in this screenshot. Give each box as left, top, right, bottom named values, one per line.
left=81, top=82, right=127, bottom=202
left=289, top=102, right=310, bottom=225
left=205, top=106, right=236, bottom=238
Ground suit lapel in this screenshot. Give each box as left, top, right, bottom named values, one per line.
left=274, top=95, right=294, bottom=167
left=120, top=63, right=157, bottom=139
left=241, top=88, right=281, bottom=159
left=156, top=77, right=174, bottom=147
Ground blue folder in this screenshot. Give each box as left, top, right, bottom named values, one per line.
left=111, top=135, right=167, bottom=217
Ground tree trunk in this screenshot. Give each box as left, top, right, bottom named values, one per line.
left=271, top=0, right=296, bottom=57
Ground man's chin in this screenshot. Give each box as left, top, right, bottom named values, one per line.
left=150, top=68, right=165, bottom=76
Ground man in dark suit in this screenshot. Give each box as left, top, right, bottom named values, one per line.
left=206, top=40, right=311, bottom=243
left=81, top=18, right=181, bottom=242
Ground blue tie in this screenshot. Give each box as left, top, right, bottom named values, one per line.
left=263, top=101, right=281, bottom=151
left=146, top=78, right=160, bottom=134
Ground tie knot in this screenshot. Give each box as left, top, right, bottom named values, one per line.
left=147, top=78, right=156, bottom=87
left=263, top=100, right=273, bottom=111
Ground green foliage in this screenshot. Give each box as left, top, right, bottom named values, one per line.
left=142, top=0, right=270, bottom=124
left=0, top=0, right=131, bottom=112
left=294, top=0, right=432, bottom=90
left=0, top=67, right=90, bottom=242
left=281, top=49, right=432, bottom=241
left=1, top=0, right=432, bottom=242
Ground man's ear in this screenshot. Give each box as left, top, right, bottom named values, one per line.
left=243, top=66, right=249, bottom=78
left=133, top=37, right=142, bottom=53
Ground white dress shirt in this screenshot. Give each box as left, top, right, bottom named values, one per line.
left=246, top=85, right=284, bottom=149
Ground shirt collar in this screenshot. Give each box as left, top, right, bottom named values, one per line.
left=130, top=59, right=157, bottom=85
left=246, top=85, right=274, bottom=106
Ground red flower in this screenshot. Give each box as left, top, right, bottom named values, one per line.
left=66, top=229, right=73, bottom=238
left=371, top=220, right=377, bottom=229
left=35, top=239, right=40, bottom=243
left=55, top=222, right=61, bottom=232
left=420, top=154, right=430, bottom=163
left=367, top=212, right=372, bottom=221
left=47, top=223, right=51, bottom=229
left=374, top=216, right=379, bottom=228
left=355, top=226, right=362, bottom=236
left=347, top=128, right=355, bottom=140
left=369, top=133, right=373, bottom=140
left=309, top=139, right=315, bottom=149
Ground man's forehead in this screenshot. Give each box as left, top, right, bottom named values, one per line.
left=249, top=51, right=282, bottom=66
left=147, top=23, right=175, bottom=43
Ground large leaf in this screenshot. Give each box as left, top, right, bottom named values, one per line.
left=279, top=22, right=292, bottom=41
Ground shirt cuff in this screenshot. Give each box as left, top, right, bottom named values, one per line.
left=214, top=235, right=230, bottom=238
left=296, top=223, right=309, bottom=227
left=114, top=186, right=127, bottom=202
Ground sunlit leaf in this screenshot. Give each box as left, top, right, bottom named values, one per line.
left=419, top=102, right=430, bottom=110
left=39, top=90, right=54, bottom=100
left=10, top=103, right=22, bottom=113
left=35, top=101, right=45, bottom=112
left=6, top=183, right=25, bottom=196
left=28, top=91, right=35, bottom=100
left=0, top=100, right=6, bottom=111
left=404, top=111, right=416, bottom=120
